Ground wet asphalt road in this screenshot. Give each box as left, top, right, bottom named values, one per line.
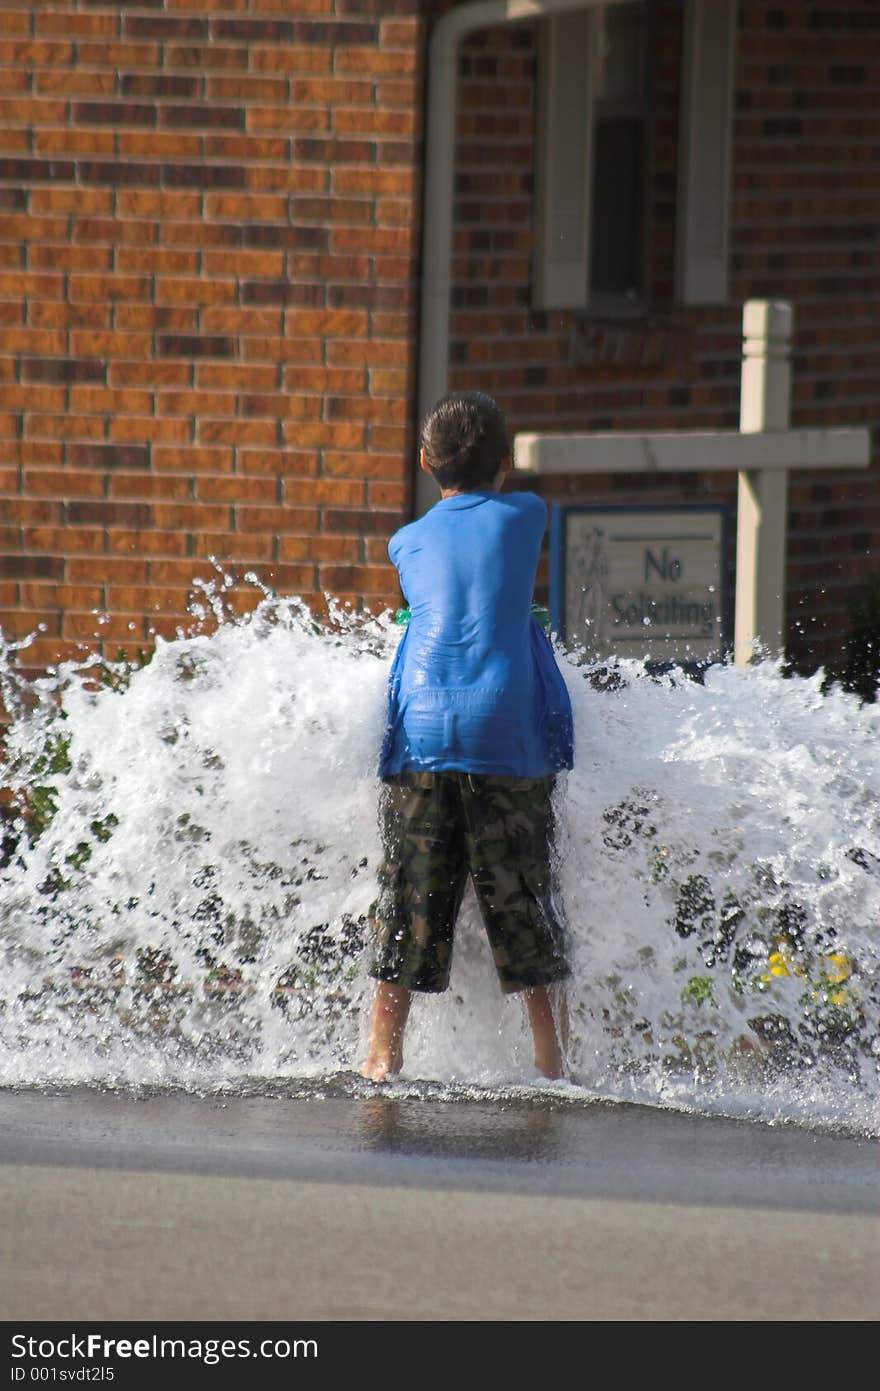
left=1, top=1084, right=878, bottom=1320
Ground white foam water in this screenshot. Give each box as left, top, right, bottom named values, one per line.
left=1, top=590, right=878, bottom=1136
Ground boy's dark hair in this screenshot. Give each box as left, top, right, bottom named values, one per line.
left=420, top=391, right=510, bottom=491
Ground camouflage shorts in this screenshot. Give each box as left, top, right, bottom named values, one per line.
left=368, top=771, right=570, bottom=995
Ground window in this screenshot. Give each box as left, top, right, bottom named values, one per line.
left=534, top=0, right=735, bottom=314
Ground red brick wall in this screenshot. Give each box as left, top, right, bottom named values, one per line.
left=0, top=0, right=426, bottom=672
left=449, top=0, right=880, bottom=670
left=2, top=0, right=878, bottom=679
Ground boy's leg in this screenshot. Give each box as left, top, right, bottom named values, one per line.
left=361, top=773, right=467, bottom=1079
left=360, top=981, right=412, bottom=1082
left=524, top=983, right=568, bottom=1080
left=463, top=775, right=571, bottom=1078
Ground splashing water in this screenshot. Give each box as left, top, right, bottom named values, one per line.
left=1, top=590, right=878, bottom=1135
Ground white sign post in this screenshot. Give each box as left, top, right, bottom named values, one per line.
left=514, top=299, right=871, bottom=666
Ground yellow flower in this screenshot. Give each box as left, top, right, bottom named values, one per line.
left=824, top=953, right=851, bottom=984
left=768, top=951, right=790, bottom=978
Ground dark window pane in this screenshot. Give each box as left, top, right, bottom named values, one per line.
left=589, top=117, right=643, bottom=298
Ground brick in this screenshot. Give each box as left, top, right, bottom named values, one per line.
left=78, top=161, right=162, bottom=187
left=69, top=331, right=152, bottom=357
left=246, top=563, right=318, bottom=593
left=22, top=359, right=106, bottom=385
left=282, top=366, right=366, bottom=392
left=237, top=449, right=320, bottom=477
left=67, top=444, right=150, bottom=472
left=0, top=271, right=65, bottom=299
left=197, top=476, right=277, bottom=503
left=206, top=250, right=285, bottom=276
left=204, top=134, right=289, bottom=162
left=157, top=335, right=237, bottom=359
left=63, top=612, right=141, bottom=642
left=104, top=588, right=181, bottom=615
left=285, top=308, right=368, bottom=337
left=109, top=473, right=191, bottom=502
left=73, top=217, right=157, bottom=246
left=116, top=247, right=199, bottom=275
left=152, top=503, right=231, bottom=529
left=233, top=505, right=293, bottom=532
left=322, top=452, right=401, bottom=480
left=159, top=163, right=246, bottom=190
left=108, top=531, right=188, bottom=559
left=69, top=386, right=154, bottom=416
left=250, top=46, right=333, bottom=75
left=117, top=191, right=201, bottom=219
left=147, top=560, right=223, bottom=586
left=242, top=337, right=324, bottom=364
left=199, top=419, right=278, bottom=446
left=207, top=77, right=289, bottom=103
left=204, top=192, right=287, bottom=221
left=333, top=107, right=417, bottom=136
left=0, top=555, right=64, bottom=580
left=281, top=422, right=366, bottom=449
left=123, top=17, right=209, bottom=40
left=108, top=361, right=190, bottom=389
left=28, top=244, right=113, bottom=272
left=157, top=391, right=235, bottom=418
left=191, top=532, right=275, bottom=561
left=4, top=385, right=67, bottom=412
left=294, top=137, right=375, bottom=164
left=67, top=558, right=149, bottom=583
left=331, top=223, right=413, bottom=250
left=23, top=469, right=106, bottom=500
left=164, top=45, right=248, bottom=72
left=67, top=501, right=153, bottom=528
left=326, top=340, right=410, bottom=367
left=35, top=71, right=116, bottom=98
left=322, top=507, right=403, bottom=535
left=2, top=499, right=62, bottom=525
left=195, top=364, right=278, bottom=391
left=33, top=129, right=117, bottom=157
left=33, top=189, right=114, bottom=215
left=162, top=221, right=241, bottom=248
left=118, top=132, right=202, bottom=160
left=0, top=99, right=69, bottom=126
left=279, top=534, right=360, bottom=563
left=152, top=446, right=233, bottom=474
left=26, top=526, right=104, bottom=555
left=20, top=584, right=104, bottom=612
left=39, top=8, right=126, bottom=34
left=0, top=331, right=64, bottom=358
left=335, top=48, right=418, bottom=76
left=73, top=103, right=157, bottom=127
left=160, top=105, right=246, bottom=131
left=109, top=417, right=192, bottom=444
left=122, top=75, right=203, bottom=100
left=285, top=479, right=366, bottom=505
left=291, top=78, right=372, bottom=104
left=0, top=609, right=62, bottom=638
left=369, top=481, right=411, bottom=509
left=210, top=19, right=295, bottom=42
left=115, top=307, right=196, bottom=332
left=247, top=106, right=329, bottom=133
left=156, top=277, right=237, bottom=306
left=246, top=165, right=329, bottom=193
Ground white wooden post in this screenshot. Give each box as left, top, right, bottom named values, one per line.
left=734, top=299, right=793, bottom=665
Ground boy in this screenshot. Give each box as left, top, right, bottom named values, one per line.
left=361, top=391, right=574, bottom=1082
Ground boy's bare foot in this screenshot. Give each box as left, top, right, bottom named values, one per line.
left=359, top=1051, right=403, bottom=1083
left=533, top=1043, right=566, bottom=1080
left=361, top=981, right=412, bottom=1082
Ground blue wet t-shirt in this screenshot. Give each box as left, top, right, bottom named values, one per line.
left=379, top=489, right=574, bottom=778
